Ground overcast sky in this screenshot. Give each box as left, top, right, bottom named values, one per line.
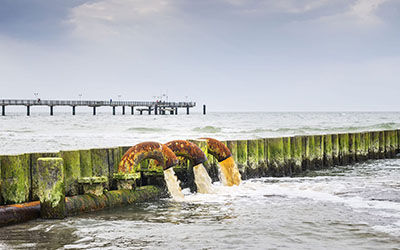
left=0, top=0, right=399, bottom=112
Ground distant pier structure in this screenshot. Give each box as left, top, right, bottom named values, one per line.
left=0, top=99, right=197, bottom=116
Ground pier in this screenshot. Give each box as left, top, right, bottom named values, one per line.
left=0, top=99, right=196, bottom=116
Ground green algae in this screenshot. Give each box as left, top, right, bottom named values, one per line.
left=236, top=140, right=248, bottom=173
left=30, top=152, right=60, bottom=201
left=60, top=150, right=80, bottom=196
left=323, top=134, right=333, bottom=167
left=37, top=157, right=65, bottom=219
left=348, top=133, right=356, bottom=163
left=79, top=149, right=92, bottom=177
left=314, top=135, right=324, bottom=169
left=290, top=136, right=302, bottom=174
left=339, top=133, right=349, bottom=165
left=267, top=137, right=284, bottom=176
left=0, top=154, right=30, bottom=204
left=247, top=139, right=258, bottom=170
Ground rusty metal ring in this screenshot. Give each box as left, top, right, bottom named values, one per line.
left=165, top=140, right=207, bottom=165
left=118, top=142, right=178, bottom=173
left=199, top=138, right=232, bottom=162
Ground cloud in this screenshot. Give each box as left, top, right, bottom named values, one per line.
left=67, top=0, right=177, bottom=39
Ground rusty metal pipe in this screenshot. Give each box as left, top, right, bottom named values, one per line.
left=118, top=141, right=178, bottom=173
left=200, top=138, right=232, bottom=162
left=65, top=186, right=162, bottom=216
left=165, top=140, right=207, bottom=165
left=0, top=201, right=40, bottom=227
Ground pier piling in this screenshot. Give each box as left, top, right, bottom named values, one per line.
left=203, top=105, right=206, bottom=115
left=113, top=106, right=116, bottom=115
left=26, top=106, right=30, bottom=116
left=0, top=99, right=196, bottom=116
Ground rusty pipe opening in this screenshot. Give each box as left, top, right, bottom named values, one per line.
left=199, top=138, right=232, bottom=162
left=118, top=142, right=179, bottom=173
left=165, top=140, right=207, bottom=166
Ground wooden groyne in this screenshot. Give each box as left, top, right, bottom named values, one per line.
left=0, top=99, right=196, bottom=116
left=0, top=129, right=399, bottom=225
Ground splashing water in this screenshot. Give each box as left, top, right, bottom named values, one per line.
left=163, top=168, right=184, bottom=201
left=218, top=156, right=241, bottom=186
left=193, top=163, right=214, bottom=194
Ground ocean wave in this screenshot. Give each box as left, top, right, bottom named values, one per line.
left=126, top=127, right=170, bottom=133
left=192, top=126, right=222, bottom=133
left=237, top=122, right=400, bottom=135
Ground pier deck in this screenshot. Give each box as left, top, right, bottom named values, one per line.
left=0, top=99, right=196, bottom=116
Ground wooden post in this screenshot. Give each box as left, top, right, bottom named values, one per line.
left=1, top=105, right=5, bottom=116
left=175, top=107, right=178, bottom=115
left=131, top=106, right=134, bottom=115
left=186, top=106, right=190, bottom=115
left=27, top=106, right=30, bottom=116
left=122, top=106, right=125, bottom=115
left=50, top=106, right=54, bottom=116
left=93, top=106, right=96, bottom=116
left=203, top=105, right=206, bottom=115
left=37, top=157, right=65, bottom=219
left=72, top=106, right=76, bottom=115
left=113, top=106, right=116, bottom=115
left=155, top=105, right=158, bottom=115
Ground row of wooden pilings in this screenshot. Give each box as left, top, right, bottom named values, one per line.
left=0, top=129, right=399, bottom=225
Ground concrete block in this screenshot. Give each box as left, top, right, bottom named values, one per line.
left=37, top=157, right=65, bottom=219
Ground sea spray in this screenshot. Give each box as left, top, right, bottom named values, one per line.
left=218, top=156, right=241, bottom=186
left=193, top=163, right=214, bottom=193
left=163, top=168, right=184, bottom=201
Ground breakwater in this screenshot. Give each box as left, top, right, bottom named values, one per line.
left=1, top=129, right=399, bottom=226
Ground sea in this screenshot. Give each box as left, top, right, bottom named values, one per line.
left=0, top=111, right=399, bottom=249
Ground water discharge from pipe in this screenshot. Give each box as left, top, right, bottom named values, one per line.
left=218, top=156, right=241, bottom=186
left=193, top=163, right=214, bottom=193
left=163, top=168, right=185, bottom=201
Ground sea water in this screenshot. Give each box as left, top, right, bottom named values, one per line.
left=1, top=111, right=400, bottom=154
left=0, top=112, right=399, bottom=249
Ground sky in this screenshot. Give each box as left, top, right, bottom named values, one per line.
left=0, top=0, right=399, bottom=112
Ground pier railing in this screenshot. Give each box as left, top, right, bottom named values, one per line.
left=0, top=99, right=196, bottom=107
left=0, top=99, right=197, bottom=116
